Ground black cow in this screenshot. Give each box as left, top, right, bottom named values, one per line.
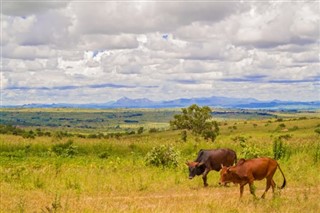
left=186, top=148, right=237, bottom=187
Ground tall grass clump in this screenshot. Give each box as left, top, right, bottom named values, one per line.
left=273, top=136, right=290, bottom=160
left=145, top=144, right=180, bottom=168
left=314, top=127, right=320, bottom=163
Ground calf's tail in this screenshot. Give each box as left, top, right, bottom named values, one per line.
left=277, top=164, right=286, bottom=189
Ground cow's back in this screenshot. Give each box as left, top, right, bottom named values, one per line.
left=200, top=149, right=237, bottom=171
left=239, top=157, right=278, bottom=180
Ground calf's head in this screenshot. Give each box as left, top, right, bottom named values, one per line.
left=219, top=165, right=233, bottom=185
left=186, top=161, right=206, bottom=179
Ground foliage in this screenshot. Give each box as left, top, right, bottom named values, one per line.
left=275, top=123, right=286, bottom=132
left=51, top=140, right=78, bottom=157
left=145, top=145, right=180, bottom=168
left=98, top=151, right=110, bottom=159
left=273, top=138, right=286, bottom=160
left=180, top=130, right=187, bottom=142
left=0, top=124, right=51, bottom=138
left=137, top=127, right=144, bottom=134
left=169, top=104, right=219, bottom=142
left=149, top=128, right=159, bottom=133
left=237, top=136, right=262, bottom=159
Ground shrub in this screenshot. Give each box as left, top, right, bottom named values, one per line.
left=181, top=130, right=187, bottom=142
left=202, top=129, right=217, bottom=142
left=51, top=140, right=78, bottom=157
left=237, top=136, right=262, bottom=158
left=22, top=130, right=36, bottom=139
left=145, top=145, right=180, bottom=168
left=149, top=128, right=158, bottom=133
left=137, top=127, right=144, bottom=134
left=98, top=151, right=110, bottom=159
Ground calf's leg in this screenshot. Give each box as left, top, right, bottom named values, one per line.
left=261, top=177, right=274, bottom=199
left=239, top=183, right=246, bottom=198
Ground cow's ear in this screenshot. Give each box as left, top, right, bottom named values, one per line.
left=227, top=167, right=231, bottom=173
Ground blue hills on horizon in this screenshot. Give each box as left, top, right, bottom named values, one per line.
left=3, top=96, right=320, bottom=110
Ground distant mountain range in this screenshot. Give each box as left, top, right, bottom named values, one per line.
left=3, top=96, right=320, bottom=109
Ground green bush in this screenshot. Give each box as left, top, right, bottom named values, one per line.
left=51, top=140, right=78, bottom=157
left=238, top=136, right=262, bottom=159
left=181, top=130, right=187, bottom=142
left=149, top=128, right=158, bottom=133
left=137, top=127, right=144, bottom=134
left=145, top=145, right=180, bottom=168
left=98, top=151, right=110, bottom=159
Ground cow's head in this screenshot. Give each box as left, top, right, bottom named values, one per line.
left=219, top=165, right=234, bottom=185
left=185, top=161, right=206, bottom=179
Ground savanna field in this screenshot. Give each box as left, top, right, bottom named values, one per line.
left=1, top=108, right=320, bottom=213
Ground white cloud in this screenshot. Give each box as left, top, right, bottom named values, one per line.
left=2, top=1, right=69, bottom=16
left=1, top=1, right=319, bottom=105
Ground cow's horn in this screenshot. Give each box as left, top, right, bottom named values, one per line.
left=198, top=162, right=204, bottom=166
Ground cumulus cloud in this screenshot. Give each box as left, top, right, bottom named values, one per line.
left=1, top=1, right=319, bottom=105
left=2, top=1, right=69, bottom=16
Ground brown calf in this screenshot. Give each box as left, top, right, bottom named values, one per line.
left=219, top=157, right=286, bottom=198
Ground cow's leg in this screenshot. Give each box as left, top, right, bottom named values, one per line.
left=271, top=179, right=276, bottom=193
left=261, top=177, right=272, bottom=199
left=270, top=179, right=276, bottom=198
left=239, top=183, right=246, bottom=198
left=202, top=168, right=210, bottom=187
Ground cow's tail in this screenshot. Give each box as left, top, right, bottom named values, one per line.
left=277, top=164, right=286, bottom=189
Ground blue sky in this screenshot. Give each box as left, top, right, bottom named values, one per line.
left=1, top=0, right=319, bottom=105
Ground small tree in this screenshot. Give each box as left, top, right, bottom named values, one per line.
left=170, top=104, right=219, bottom=142
left=137, top=127, right=144, bottom=134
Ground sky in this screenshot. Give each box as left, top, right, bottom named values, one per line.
left=1, top=0, right=319, bottom=105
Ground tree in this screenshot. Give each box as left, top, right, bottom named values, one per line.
left=170, top=104, right=219, bottom=142
left=137, top=127, right=144, bottom=134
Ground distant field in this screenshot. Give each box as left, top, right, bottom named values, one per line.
left=1, top=108, right=318, bottom=133
left=1, top=108, right=320, bottom=212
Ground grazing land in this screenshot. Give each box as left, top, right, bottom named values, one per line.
left=1, top=108, right=320, bottom=212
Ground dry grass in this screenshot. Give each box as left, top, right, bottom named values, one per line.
left=2, top=184, right=320, bottom=213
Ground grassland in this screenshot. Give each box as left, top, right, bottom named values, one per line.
left=0, top=109, right=320, bottom=212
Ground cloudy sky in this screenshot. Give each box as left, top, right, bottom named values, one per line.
left=1, top=0, right=319, bottom=105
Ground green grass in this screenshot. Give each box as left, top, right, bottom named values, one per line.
left=0, top=110, right=320, bottom=212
